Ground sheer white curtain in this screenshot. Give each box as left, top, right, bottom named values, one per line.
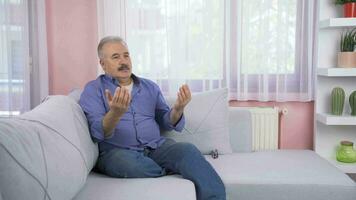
left=28, top=0, right=49, bottom=108
left=97, top=0, right=317, bottom=101
left=0, top=0, right=48, bottom=116
left=229, top=0, right=318, bottom=101
left=0, top=0, right=30, bottom=116
left=97, top=0, right=226, bottom=96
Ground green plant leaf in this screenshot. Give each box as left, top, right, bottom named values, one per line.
left=335, top=0, right=356, bottom=5
left=340, top=27, right=356, bottom=52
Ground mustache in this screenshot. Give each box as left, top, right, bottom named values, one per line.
left=117, top=64, right=130, bottom=71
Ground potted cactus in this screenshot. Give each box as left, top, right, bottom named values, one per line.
left=350, top=91, right=356, bottom=115
left=335, top=0, right=356, bottom=17
left=331, top=87, right=345, bottom=115
left=338, top=28, right=356, bottom=68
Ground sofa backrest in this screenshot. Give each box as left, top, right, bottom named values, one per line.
left=69, top=88, right=254, bottom=154
left=163, top=88, right=233, bottom=154
left=67, top=89, right=254, bottom=154
left=228, top=107, right=253, bottom=153
left=0, top=95, right=98, bottom=200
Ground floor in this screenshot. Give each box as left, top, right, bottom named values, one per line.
left=347, top=173, right=356, bottom=182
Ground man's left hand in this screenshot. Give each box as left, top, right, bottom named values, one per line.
left=173, top=84, right=191, bottom=112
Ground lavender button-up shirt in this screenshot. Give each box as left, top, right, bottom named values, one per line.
left=79, top=74, right=185, bottom=153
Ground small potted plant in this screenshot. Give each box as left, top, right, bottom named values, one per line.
left=335, top=0, right=356, bottom=17
left=338, top=27, right=356, bottom=68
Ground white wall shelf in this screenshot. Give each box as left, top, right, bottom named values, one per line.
left=315, top=2, right=356, bottom=173
left=317, top=113, right=356, bottom=125
left=320, top=18, right=356, bottom=28
left=317, top=68, right=356, bottom=76
left=325, top=157, right=356, bottom=173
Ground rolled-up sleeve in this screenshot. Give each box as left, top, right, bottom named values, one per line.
left=155, top=90, right=185, bottom=132
left=79, top=83, right=107, bottom=143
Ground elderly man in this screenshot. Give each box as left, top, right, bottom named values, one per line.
left=79, top=36, right=226, bottom=200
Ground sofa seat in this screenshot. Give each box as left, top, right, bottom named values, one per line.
left=207, top=150, right=356, bottom=200
left=74, top=150, right=356, bottom=200
left=74, top=173, right=196, bottom=200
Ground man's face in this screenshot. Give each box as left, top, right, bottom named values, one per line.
left=100, top=42, right=132, bottom=82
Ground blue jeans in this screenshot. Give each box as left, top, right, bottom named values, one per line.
left=96, top=139, right=226, bottom=200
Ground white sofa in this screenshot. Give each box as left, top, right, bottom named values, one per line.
left=0, top=93, right=355, bottom=200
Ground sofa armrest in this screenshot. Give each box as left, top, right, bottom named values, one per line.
left=228, top=107, right=253, bottom=153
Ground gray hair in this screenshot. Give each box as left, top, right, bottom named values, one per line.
left=97, top=36, right=128, bottom=59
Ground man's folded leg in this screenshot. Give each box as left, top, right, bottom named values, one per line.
left=96, top=148, right=166, bottom=178
left=149, top=139, right=226, bottom=200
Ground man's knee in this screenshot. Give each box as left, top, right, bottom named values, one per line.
left=172, top=142, right=202, bottom=160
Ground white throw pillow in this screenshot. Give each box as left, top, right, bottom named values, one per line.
left=162, top=88, right=232, bottom=154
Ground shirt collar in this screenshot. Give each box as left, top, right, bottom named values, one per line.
left=103, top=73, right=140, bottom=87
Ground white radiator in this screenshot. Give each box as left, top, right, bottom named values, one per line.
left=247, top=107, right=280, bottom=151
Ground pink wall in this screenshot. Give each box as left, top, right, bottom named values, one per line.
left=230, top=101, right=314, bottom=150
left=45, top=0, right=98, bottom=95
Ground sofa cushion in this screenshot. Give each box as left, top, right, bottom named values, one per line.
left=228, top=107, right=252, bottom=153
left=162, top=88, right=232, bottom=154
left=0, top=95, right=98, bottom=200
left=74, top=172, right=196, bottom=200
left=206, top=150, right=356, bottom=200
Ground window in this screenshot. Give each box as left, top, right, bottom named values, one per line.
left=97, top=0, right=316, bottom=101
left=0, top=0, right=30, bottom=116
left=125, top=0, right=224, bottom=80
left=240, top=0, right=297, bottom=75
left=231, top=0, right=315, bottom=101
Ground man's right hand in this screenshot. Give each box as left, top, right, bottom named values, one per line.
left=105, top=87, right=131, bottom=117
left=102, top=87, right=131, bottom=137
